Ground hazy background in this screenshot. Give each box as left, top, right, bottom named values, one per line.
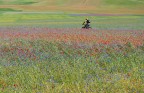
left=0, top=0, right=144, bottom=14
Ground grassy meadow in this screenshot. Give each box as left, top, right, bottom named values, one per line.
left=0, top=13, right=144, bottom=93
left=0, top=0, right=144, bottom=14
left=0, top=0, right=144, bottom=93
left=0, top=13, right=144, bottom=30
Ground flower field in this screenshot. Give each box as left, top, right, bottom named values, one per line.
left=1, top=27, right=144, bottom=46
left=0, top=25, right=144, bottom=93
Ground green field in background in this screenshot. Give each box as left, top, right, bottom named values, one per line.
left=0, top=12, right=144, bottom=30
left=0, top=0, right=143, bottom=14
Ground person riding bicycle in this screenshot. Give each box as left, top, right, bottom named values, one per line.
left=82, top=18, right=91, bottom=29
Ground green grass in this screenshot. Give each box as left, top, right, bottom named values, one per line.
left=0, top=13, right=144, bottom=30
left=0, top=12, right=144, bottom=92
left=104, top=0, right=144, bottom=6
left=12, top=0, right=37, bottom=5
left=1, top=0, right=143, bottom=6
left=0, top=0, right=37, bottom=5
left=0, top=8, right=22, bottom=12
left=0, top=39, right=144, bottom=93
left=0, top=0, right=143, bottom=14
